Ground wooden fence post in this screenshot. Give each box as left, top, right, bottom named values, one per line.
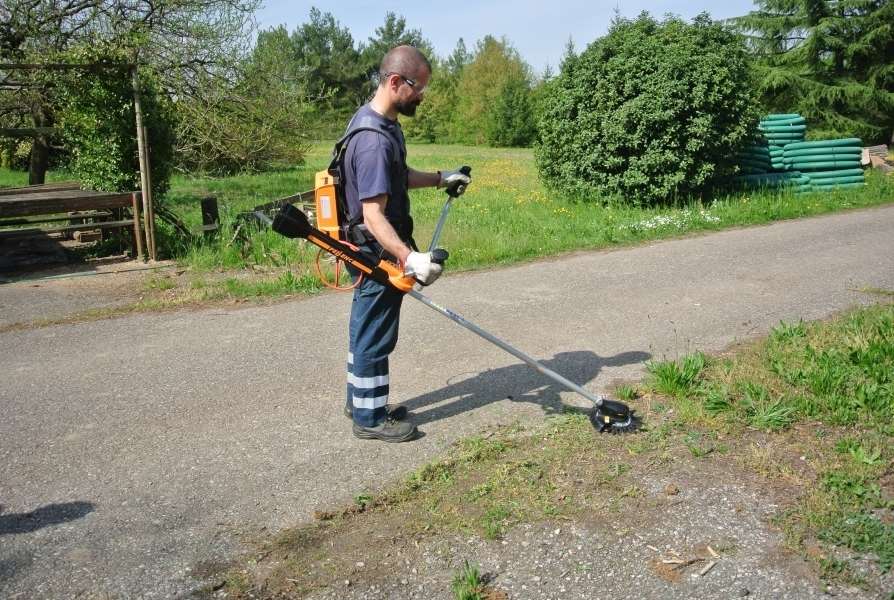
left=201, top=196, right=220, bottom=239
left=131, top=63, right=156, bottom=261
left=131, top=192, right=145, bottom=261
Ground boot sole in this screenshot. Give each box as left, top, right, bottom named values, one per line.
left=352, top=425, right=418, bottom=443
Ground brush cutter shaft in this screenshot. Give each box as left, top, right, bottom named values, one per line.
left=428, top=197, right=454, bottom=252
left=407, top=289, right=606, bottom=408
left=270, top=202, right=635, bottom=431
left=427, top=166, right=471, bottom=252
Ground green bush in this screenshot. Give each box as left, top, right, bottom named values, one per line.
left=535, top=12, right=761, bottom=205
left=58, top=63, right=174, bottom=198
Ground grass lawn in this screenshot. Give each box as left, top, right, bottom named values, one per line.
left=2, top=144, right=893, bottom=304
left=163, top=143, right=894, bottom=275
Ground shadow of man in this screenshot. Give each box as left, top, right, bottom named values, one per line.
left=0, top=502, right=95, bottom=536
left=402, top=349, right=651, bottom=427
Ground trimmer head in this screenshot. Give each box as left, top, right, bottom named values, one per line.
left=590, top=398, right=641, bottom=433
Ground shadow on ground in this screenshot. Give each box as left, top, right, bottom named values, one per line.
left=404, top=349, right=651, bottom=426
left=0, top=501, right=95, bottom=536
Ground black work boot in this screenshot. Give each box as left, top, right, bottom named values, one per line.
left=344, top=404, right=408, bottom=420
left=352, top=417, right=418, bottom=443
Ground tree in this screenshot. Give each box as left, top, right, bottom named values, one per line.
left=403, top=38, right=470, bottom=142
left=174, top=26, right=311, bottom=173
left=451, top=36, right=533, bottom=145
left=0, top=0, right=259, bottom=183
left=732, top=0, right=894, bottom=142
left=57, top=59, right=175, bottom=195
left=487, top=73, right=537, bottom=147
left=360, top=12, right=434, bottom=84
left=287, top=8, right=366, bottom=111
left=536, top=12, right=761, bottom=205
left=445, top=37, right=471, bottom=76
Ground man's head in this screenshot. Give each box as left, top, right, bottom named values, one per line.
left=377, top=45, right=431, bottom=117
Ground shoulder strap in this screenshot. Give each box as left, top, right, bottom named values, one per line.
left=328, top=115, right=400, bottom=176
left=327, top=113, right=403, bottom=233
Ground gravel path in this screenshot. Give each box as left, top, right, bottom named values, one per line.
left=2, top=206, right=893, bottom=598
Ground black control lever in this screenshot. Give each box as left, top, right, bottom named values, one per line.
left=445, top=166, right=472, bottom=198
left=431, top=248, right=449, bottom=265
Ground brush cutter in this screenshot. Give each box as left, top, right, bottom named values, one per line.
left=266, top=198, right=639, bottom=433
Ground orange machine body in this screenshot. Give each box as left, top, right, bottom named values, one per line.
left=311, top=170, right=416, bottom=292
left=314, top=170, right=340, bottom=240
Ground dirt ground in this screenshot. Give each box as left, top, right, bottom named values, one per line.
left=0, top=259, right=174, bottom=328
left=201, top=424, right=893, bottom=600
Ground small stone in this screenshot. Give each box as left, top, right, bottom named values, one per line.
left=664, top=483, right=680, bottom=496
left=533, top=576, right=541, bottom=583
left=344, top=580, right=350, bottom=586
left=554, top=528, right=561, bottom=535
left=356, top=561, right=364, bottom=568
left=738, top=588, right=750, bottom=597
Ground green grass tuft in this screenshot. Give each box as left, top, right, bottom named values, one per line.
left=451, top=560, right=486, bottom=600
left=615, top=384, right=638, bottom=401
left=646, top=352, right=708, bottom=398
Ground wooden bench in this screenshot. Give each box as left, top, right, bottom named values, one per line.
left=0, top=183, right=143, bottom=259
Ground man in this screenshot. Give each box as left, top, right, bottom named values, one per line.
left=337, top=45, right=471, bottom=443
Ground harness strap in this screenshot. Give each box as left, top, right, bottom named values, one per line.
left=329, top=115, right=413, bottom=246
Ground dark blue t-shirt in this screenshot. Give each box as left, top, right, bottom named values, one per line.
left=342, top=104, right=410, bottom=229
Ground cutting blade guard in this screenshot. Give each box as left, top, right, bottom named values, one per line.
left=590, top=399, right=641, bottom=433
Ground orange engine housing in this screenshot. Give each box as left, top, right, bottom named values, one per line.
left=314, top=170, right=340, bottom=239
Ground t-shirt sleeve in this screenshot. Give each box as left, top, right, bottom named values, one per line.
left=350, top=132, right=393, bottom=202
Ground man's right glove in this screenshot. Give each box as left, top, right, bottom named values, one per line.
left=404, top=251, right=443, bottom=286
left=439, top=167, right=472, bottom=196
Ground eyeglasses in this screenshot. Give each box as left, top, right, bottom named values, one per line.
left=384, top=72, right=426, bottom=96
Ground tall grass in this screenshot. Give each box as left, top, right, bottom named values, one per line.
left=4, top=144, right=893, bottom=278
left=168, top=145, right=894, bottom=273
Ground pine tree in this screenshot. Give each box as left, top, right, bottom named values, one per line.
left=733, top=0, right=894, bottom=143
left=360, top=12, right=435, bottom=84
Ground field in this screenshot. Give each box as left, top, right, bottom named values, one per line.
left=2, top=144, right=893, bottom=304
left=167, top=143, right=894, bottom=273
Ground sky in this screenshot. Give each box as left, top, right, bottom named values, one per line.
left=255, top=1, right=759, bottom=75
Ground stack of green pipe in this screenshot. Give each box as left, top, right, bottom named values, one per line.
left=769, top=145, right=784, bottom=170
left=733, top=170, right=810, bottom=190
left=782, top=138, right=865, bottom=192
left=735, top=144, right=772, bottom=174
left=759, top=114, right=806, bottom=147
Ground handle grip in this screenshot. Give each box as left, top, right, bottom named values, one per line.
left=431, top=248, right=449, bottom=265
left=446, top=166, right=472, bottom=198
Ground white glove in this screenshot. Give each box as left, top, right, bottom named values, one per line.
left=404, top=251, right=443, bottom=286
left=438, top=167, right=472, bottom=194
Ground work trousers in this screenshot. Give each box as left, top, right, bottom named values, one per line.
left=346, top=260, right=404, bottom=427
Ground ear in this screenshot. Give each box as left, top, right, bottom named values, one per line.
left=385, top=73, right=401, bottom=91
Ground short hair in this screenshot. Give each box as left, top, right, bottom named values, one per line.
left=378, top=45, right=431, bottom=86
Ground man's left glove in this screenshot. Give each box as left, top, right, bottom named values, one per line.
left=404, top=251, right=443, bottom=286
left=438, top=167, right=472, bottom=196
